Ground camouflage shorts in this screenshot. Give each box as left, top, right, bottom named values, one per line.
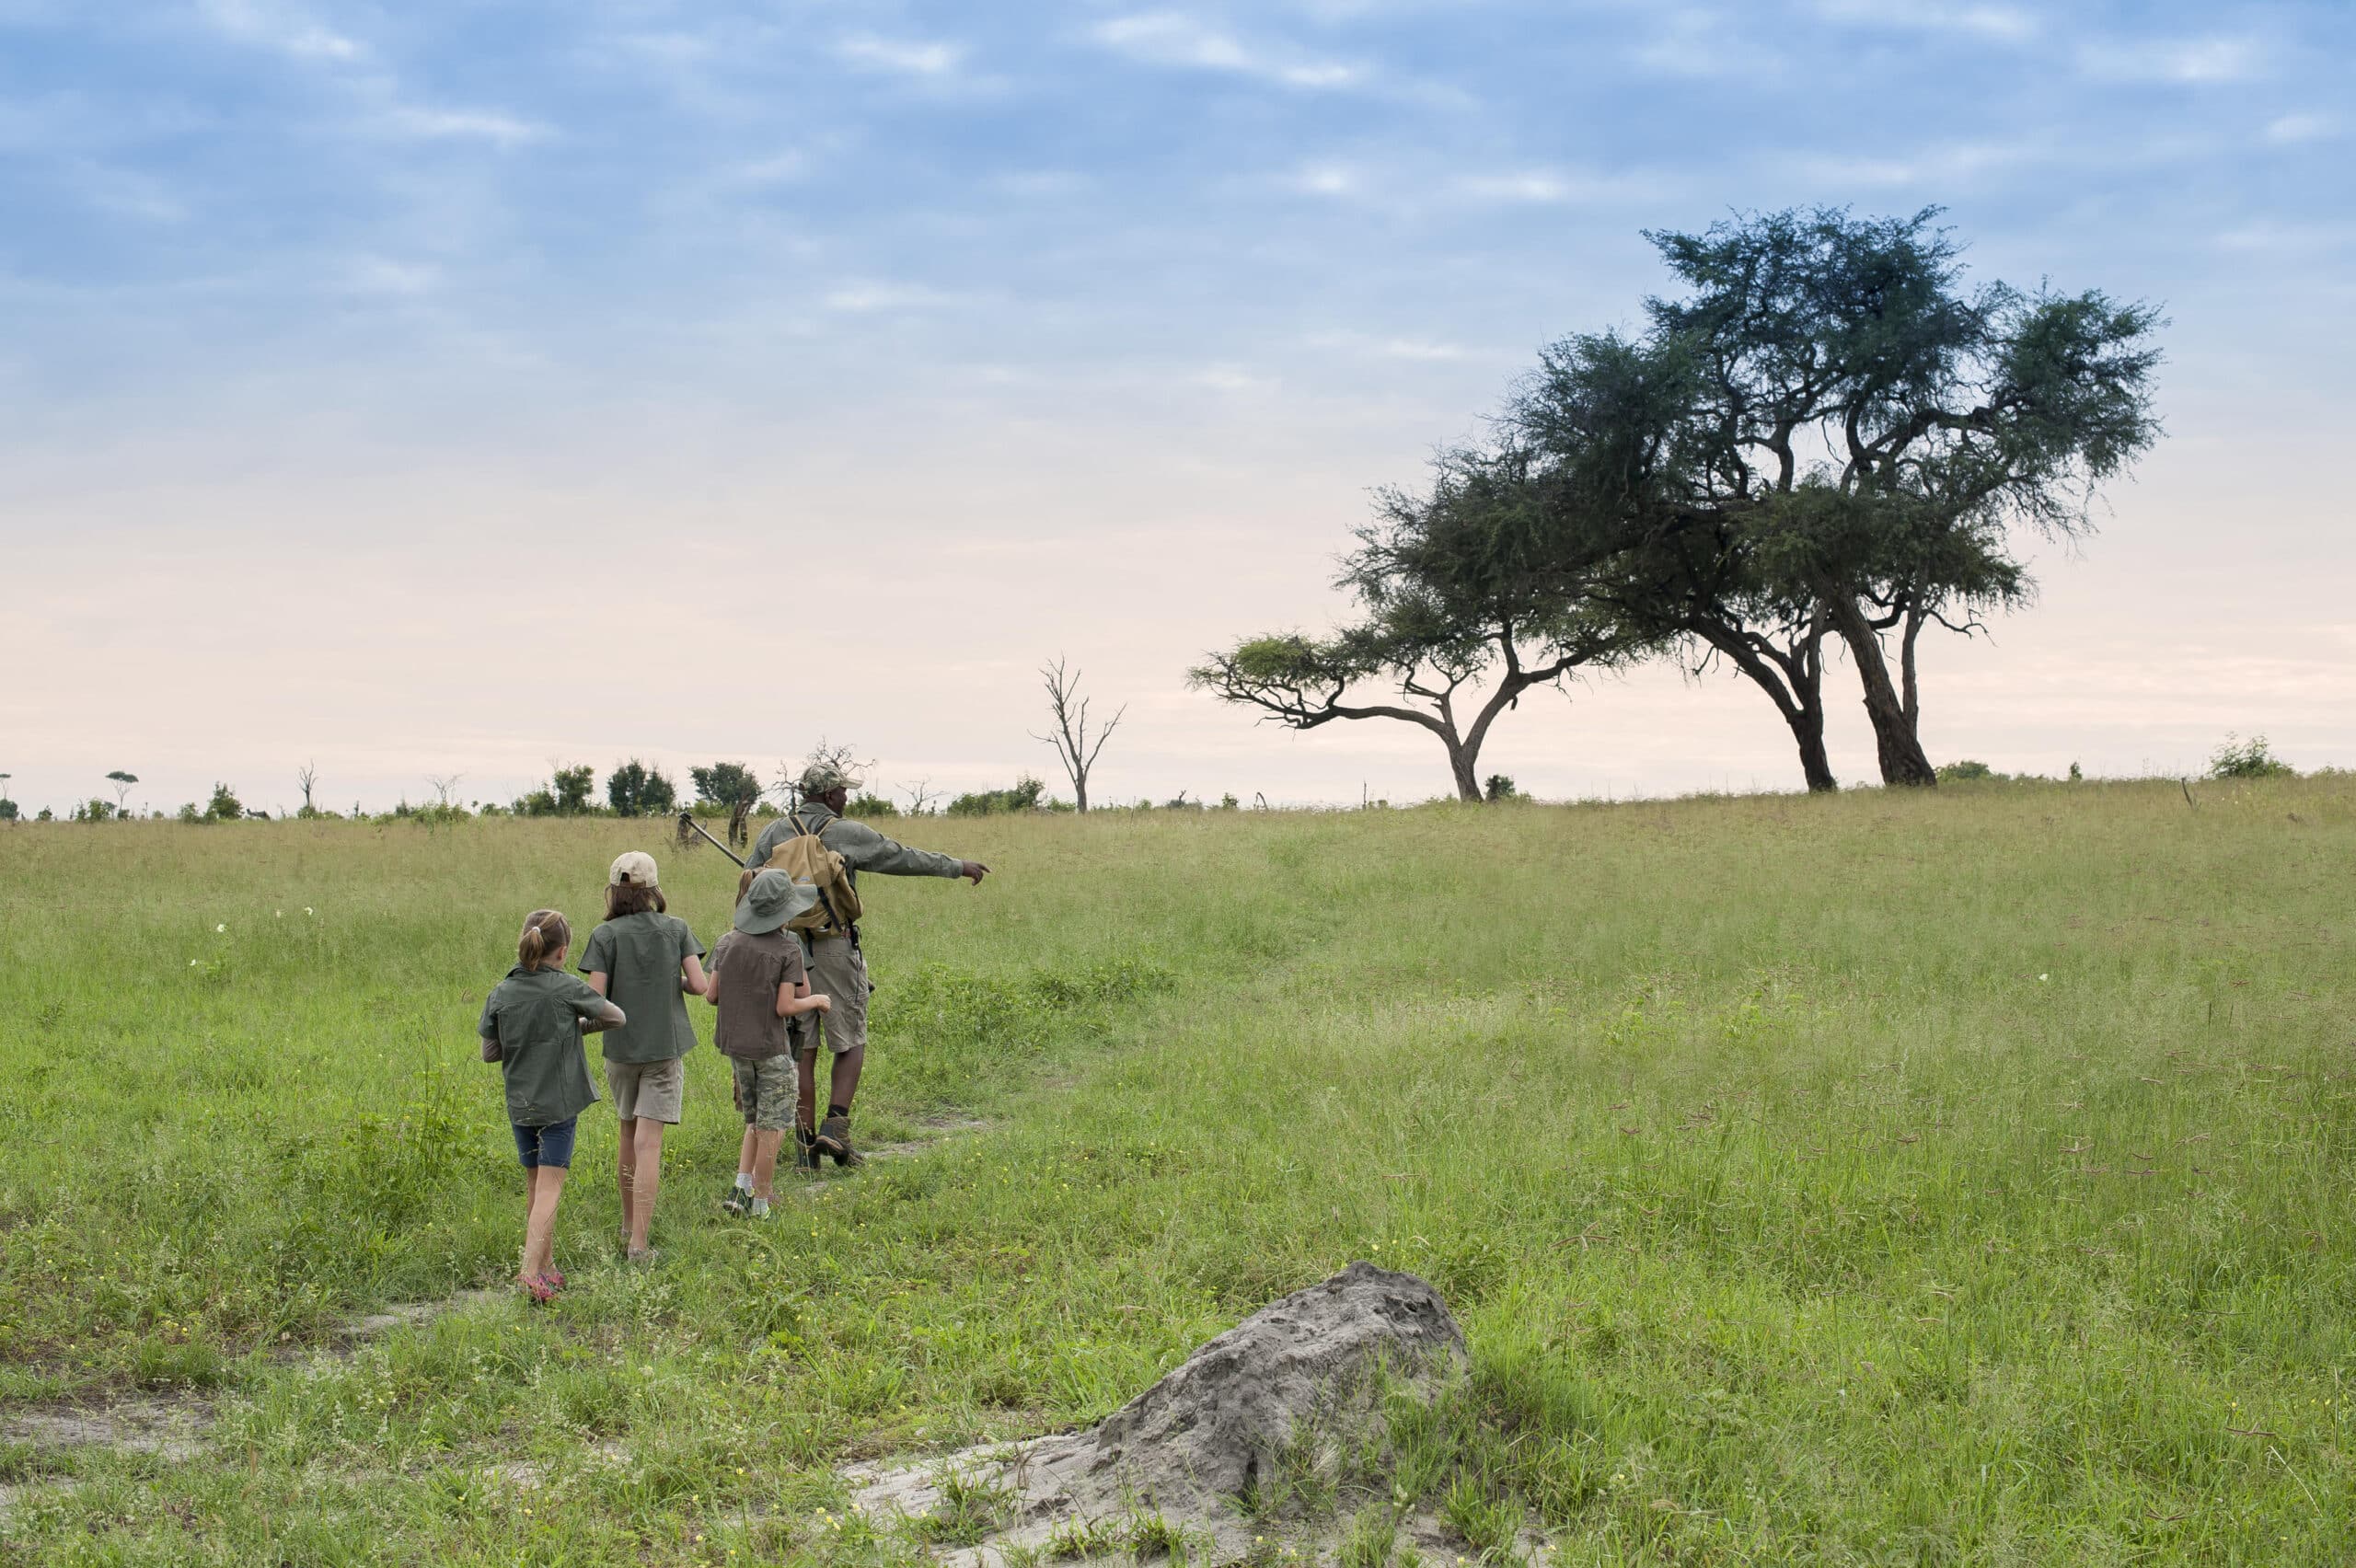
left=730, top=1054, right=797, bottom=1132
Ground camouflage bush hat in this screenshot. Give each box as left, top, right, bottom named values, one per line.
left=796, top=759, right=861, bottom=796
left=735, top=869, right=820, bottom=935
left=608, top=850, right=659, bottom=887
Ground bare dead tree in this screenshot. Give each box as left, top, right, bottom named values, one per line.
left=900, top=778, right=942, bottom=816
left=425, top=773, right=464, bottom=809
left=296, top=761, right=318, bottom=814
left=769, top=739, right=874, bottom=810
left=1032, top=656, right=1126, bottom=813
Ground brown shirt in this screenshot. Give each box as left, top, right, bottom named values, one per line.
left=709, top=928, right=807, bottom=1060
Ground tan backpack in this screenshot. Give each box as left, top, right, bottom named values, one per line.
left=762, top=814, right=862, bottom=938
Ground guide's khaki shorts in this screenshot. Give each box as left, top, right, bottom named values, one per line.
left=792, top=936, right=869, bottom=1055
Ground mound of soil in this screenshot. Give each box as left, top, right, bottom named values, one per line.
left=849, top=1261, right=1466, bottom=1562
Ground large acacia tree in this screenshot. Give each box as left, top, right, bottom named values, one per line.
left=1192, top=447, right=1641, bottom=801
left=1538, top=208, right=2162, bottom=787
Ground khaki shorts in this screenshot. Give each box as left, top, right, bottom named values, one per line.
left=605, top=1055, right=685, bottom=1124
left=731, top=1054, right=797, bottom=1132
left=791, top=936, right=869, bottom=1056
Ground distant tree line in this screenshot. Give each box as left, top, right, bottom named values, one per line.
left=1193, top=207, right=2166, bottom=800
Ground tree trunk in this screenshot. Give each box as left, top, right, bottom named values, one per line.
left=1074, top=777, right=1089, bottom=813
left=1692, top=617, right=1838, bottom=793
left=1447, top=741, right=1482, bottom=803
left=1822, top=593, right=1936, bottom=787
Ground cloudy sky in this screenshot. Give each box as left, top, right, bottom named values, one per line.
left=4, top=0, right=2350, bottom=815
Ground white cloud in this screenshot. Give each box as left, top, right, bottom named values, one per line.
left=1194, top=363, right=1278, bottom=394
left=836, top=32, right=964, bottom=76
left=2266, top=112, right=2339, bottom=145
left=723, top=151, right=810, bottom=186
left=1307, top=330, right=1468, bottom=362
left=1796, top=139, right=2037, bottom=189
left=2077, top=35, right=2267, bottom=84
left=1809, top=0, right=2036, bottom=41
left=382, top=107, right=549, bottom=146
left=341, top=257, right=441, bottom=297
left=75, top=162, right=186, bottom=223
left=199, top=0, right=363, bottom=62
left=822, top=281, right=966, bottom=313
left=1092, top=11, right=1365, bottom=89
left=1631, top=9, right=1764, bottom=79
left=1288, top=161, right=1364, bottom=197
left=1453, top=170, right=1578, bottom=203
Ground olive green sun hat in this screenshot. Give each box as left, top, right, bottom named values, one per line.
left=735, top=869, right=820, bottom=936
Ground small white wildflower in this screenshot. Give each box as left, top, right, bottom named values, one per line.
left=274, top=909, right=283, bottom=918
left=304, top=906, right=315, bottom=917
left=215, top=923, right=226, bottom=933
left=2038, top=974, right=2050, bottom=983
left=189, top=959, right=200, bottom=967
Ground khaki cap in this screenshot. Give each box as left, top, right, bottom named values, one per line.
left=796, top=760, right=861, bottom=796
left=608, top=850, right=660, bottom=887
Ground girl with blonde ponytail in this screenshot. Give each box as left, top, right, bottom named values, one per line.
left=479, top=908, right=624, bottom=1301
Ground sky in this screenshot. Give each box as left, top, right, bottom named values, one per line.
left=4, top=0, right=2352, bottom=816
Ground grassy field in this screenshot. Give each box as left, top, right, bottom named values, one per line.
left=2, top=777, right=2352, bottom=1565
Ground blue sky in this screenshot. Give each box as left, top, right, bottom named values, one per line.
left=4, top=1, right=2352, bottom=814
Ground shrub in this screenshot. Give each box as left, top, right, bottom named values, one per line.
left=688, top=762, right=762, bottom=811
left=606, top=759, right=676, bottom=818
left=176, top=802, right=201, bottom=823
left=515, top=789, right=560, bottom=817
left=70, top=799, right=118, bottom=822
left=206, top=783, right=243, bottom=820
left=2210, top=732, right=2293, bottom=779
left=846, top=793, right=900, bottom=817
left=1936, top=759, right=1994, bottom=782
left=552, top=765, right=595, bottom=813
left=0, top=799, right=17, bottom=822
left=1484, top=773, right=1518, bottom=801
left=948, top=777, right=1047, bottom=816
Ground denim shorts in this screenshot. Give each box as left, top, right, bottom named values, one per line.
left=513, top=1117, right=579, bottom=1169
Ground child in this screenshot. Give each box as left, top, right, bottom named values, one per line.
left=579, top=852, right=709, bottom=1266
left=478, top=909, right=624, bottom=1302
left=707, top=870, right=831, bottom=1217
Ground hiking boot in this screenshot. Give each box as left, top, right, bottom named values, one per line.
left=817, top=1113, right=864, bottom=1168
left=722, top=1182, right=752, bottom=1216
left=794, top=1127, right=822, bottom=1174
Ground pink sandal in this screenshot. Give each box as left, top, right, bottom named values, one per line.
left=520, top=1274, right=558, bottom=1306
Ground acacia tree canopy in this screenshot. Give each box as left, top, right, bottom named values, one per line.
left=1504, top=207, right=2162, bottom=788
left=1192, top=447, right=1643, bottom=802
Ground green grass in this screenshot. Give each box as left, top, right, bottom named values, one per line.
left=2, top=777, right=2352, bottom=1563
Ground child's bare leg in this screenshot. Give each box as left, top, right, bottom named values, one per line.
left=522, top=1166, right=568, bottom=1279
left=615, top=1118, right=638, bottom=1242
left=627, top=1119, right=664, bottom=1253
left=750, top=1129, right=785, bottom=1200
left=737, top=1124, right=760, bottom=1181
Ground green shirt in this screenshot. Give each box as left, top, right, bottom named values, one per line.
left=578, top=911, right=706, bottom=1064
left=478, top=965, right=605, bottom=1127
left=746, top=804, right=964, bottom=893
